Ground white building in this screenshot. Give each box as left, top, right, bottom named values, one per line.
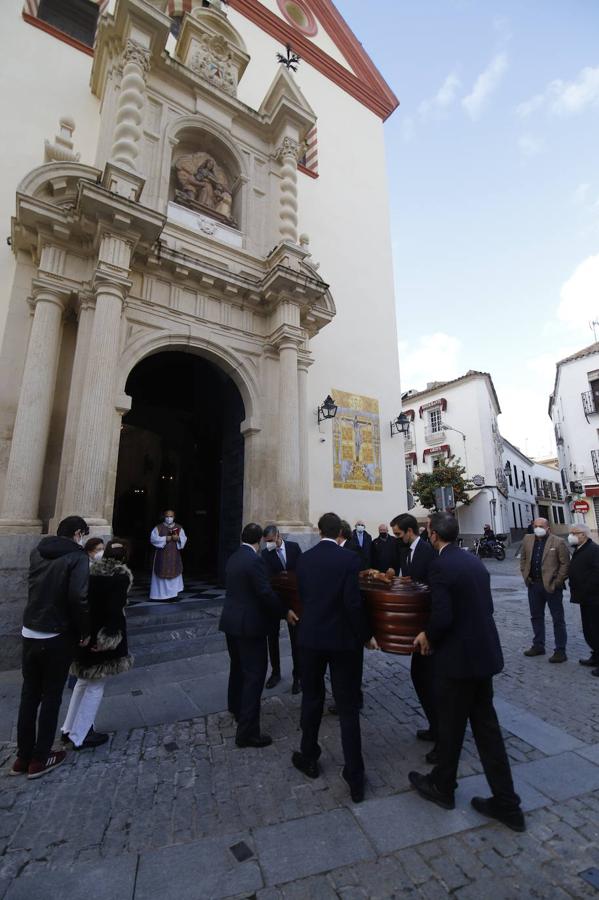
left=550, top=341, right=599, bottom=534
left=402, top=370, right=567, bottom=540
left=0, top=0, right=406, bottom=662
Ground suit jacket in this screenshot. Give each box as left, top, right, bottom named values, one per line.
left=371, top=535, right=397, bottom=573
left=519, top=533, right=570, bottom=593
left=261, top=540, right=302, bottom=575
left=348, top=530, right=373, bottom=568
left=219, top=545, right=286, bottom=638
left=568, top=539, right=599, bottom=605
left=296, top=540, right=371, bottom=651
left=426, top=543, right=504, bottom=679
left=401, top=538, right=436, bottom=583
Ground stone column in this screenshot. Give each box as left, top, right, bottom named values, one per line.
left=277, top=337, right=302, bottom=525
left=62, top=279, right=126, bottom=527
left=297, top=359, right=311, bottom=525
left=275, top=138, right=300, bottom=244
left=111, top=39, right=150, bottom=171
left=50, top=296, right=95, bottom=530
left=0, top=288, right=67, bottom=530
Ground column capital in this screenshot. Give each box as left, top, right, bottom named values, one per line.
left=275, top=137, right=302, bottom=163
left=30, top=279, right=71, bottom=313
left=93, top=274, right=130, bottom=306
left=123, top=39, right=151, bottom=75
left=270, top=324, right=304, bottom=352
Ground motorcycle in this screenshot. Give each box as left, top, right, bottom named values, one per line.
left=472, top=534, right=506, bottom=561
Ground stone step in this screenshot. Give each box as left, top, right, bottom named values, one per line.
left=130, top=632, right=227, bottom=667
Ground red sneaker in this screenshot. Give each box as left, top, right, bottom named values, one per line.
left=9, top=757, right=30, bottom=776
left=27, top=751, right=66, bottom=780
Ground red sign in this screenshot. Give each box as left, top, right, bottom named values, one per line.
left=573, top=500, right=590, bottom=513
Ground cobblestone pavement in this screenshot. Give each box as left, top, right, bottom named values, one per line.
left=1, top=557, right=599, bottom=899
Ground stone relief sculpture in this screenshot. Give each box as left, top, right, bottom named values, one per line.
left=174, top=152, right=235, bottom=225
left=190, top=34, right=237, bottom=96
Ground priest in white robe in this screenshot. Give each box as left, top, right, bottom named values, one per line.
left=150, top=509, right=188, bottom=601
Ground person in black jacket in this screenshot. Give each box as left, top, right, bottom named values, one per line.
left=12, top=516, right=91, bottom=780
left=370, top=524, right=397, bottom=573
left=391, top=513, right=438, bottom=753
left=261, top=524, right=303, bottom=693
left=292, top=513, right=377, bottom=803
left=409, top=512, right=525, bottom=833
left=61, top=539, right=134, bottom=751
left=348, top=520, right=372, bottom=568
left=220, top=523, right=297, bottom=748
left=567, top=524, right=599, bottom=674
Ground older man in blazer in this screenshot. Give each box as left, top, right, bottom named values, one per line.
left=519, top=517, right=570, bottom=663
left=219, top=523, right=297, bottom=748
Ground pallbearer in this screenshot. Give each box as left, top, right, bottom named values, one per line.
left=149, top=509, right=187, bottom=602
left=261, top=524, right=303, bottom=693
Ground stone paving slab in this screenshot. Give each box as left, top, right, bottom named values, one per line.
left=515, top=751, right=599, bottom=801
left=576, top=743, right=599, bottom=765
left=135, top=832, right=263, bottom=900
left=3, top=853, right=138, bottom=900
left=493, top=696, right=584, bottom=755
left=253, top=808, right=375, bottom=886
left=457, top=772, right=549, bottom=812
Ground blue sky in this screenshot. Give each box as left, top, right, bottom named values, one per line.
left=337, top=0, right=599, bottom=457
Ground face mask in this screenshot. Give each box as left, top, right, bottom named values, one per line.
left=533, top=527, right=547, bottom=538
left=378, top=532, right=387, bottom=540
left=568, top=534, right=579, bottom=546
left=76, top=535, right=85, bottom=546
left=356, top=525, right=365, bottom=533
left=93, top=550, right=104, bottom=560
left=164, top=516, right=174, bottom=525
left=265, top=541, right=277, bottom=552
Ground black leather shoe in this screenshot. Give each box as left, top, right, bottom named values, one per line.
left=523, top=646, right=545, bottom=657
left=416, top=728, right=435, bottom=742
left=265, top=672, right=281, bottom=689
left=70, top=731, right=109, bottom=751
left=236, top=734, right=273, bottom=748
left=408, top=771, right=455, bottom=810
left=471, top=796, right=526, bottom=832
left=291, top=678, right=302, bottom=695
left=425, top=748, right=439, bottom=765
left=580, top=657, right=599, bottom=667
left=341, top=767, right=365, bottom=803
left=549, top=650, right=567, bottom=663
left=292, top=751, right=320, bottom=779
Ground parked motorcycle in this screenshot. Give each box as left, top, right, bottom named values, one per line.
left=472, top=534, right=507, bottom=561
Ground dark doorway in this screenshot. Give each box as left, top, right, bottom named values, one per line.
left=112, top=351, right=245, bottom=583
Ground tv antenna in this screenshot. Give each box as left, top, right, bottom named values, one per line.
left=590, top=320, right=599, bottom=341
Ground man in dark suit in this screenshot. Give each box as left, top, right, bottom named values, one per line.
left=409, top=512, right=525, bottom=833
left=348, top=520, right=372, bottom=569
left=292, top=512, right=377, bottom=802
left=371, top=524, right=397, bottom=573
left=262, top=524, right=303, bottom=694
left=219, top=523, right=297, bottom=748
left=567, top=524, right=599, bottom=674
left=391, top=513, right=437, bottom=753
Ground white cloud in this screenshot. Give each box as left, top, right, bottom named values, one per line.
left=399, top=332, right=462, bottom=392
left=462, top=53, right=508, bottom=119
left=418, top=71, right=461, bottom=119
left=498, top=385, right=556, bottom=458
left=517, top=134, right=545, bottom=158
left=557, top=254, right=599, bottom=335
left=517, top=65, right=599, bottom=118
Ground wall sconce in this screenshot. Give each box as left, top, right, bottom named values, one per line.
left=317, top=395, right=338, bottom=424
left=390, top=412, right=411, bottom=437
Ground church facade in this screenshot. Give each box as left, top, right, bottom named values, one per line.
left=0, top=0, right=405, bottom=661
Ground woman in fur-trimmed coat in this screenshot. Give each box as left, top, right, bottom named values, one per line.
left=61, top=540, right=134, bottom=750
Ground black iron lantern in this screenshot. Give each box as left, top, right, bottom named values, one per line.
left=390, top=412, right=411, bottom=437
left=318, top=395, right=338, bottom=424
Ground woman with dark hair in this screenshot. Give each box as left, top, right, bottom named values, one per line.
left=60, top=539, right=134, bottom=750
left=84, top=537, right=104, bottom=563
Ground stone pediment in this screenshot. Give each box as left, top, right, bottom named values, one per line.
left=259, top=67, right=316, bottom=138
left=175, top=7, right=250, bottom=96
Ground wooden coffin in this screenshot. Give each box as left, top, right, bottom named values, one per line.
left=271, top=570, right=430, bottom=655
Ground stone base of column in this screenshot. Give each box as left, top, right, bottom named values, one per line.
left=280, top=529, right=319, bottom=552
left=0, top=519, right=42, bottom=534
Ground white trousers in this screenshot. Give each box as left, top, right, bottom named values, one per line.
left=61, top=678, right=106, bottom=747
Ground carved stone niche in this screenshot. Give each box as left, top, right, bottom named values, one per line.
left=175, top=6, right=250, bottom=97
left=169, top=132, right=242, bottom=227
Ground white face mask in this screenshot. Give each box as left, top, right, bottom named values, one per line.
left=93, top=550, right=104, bottom=560
left=533, top=527, right=547, bottom=538
left=356, top=525, right=365, bottom=533
left=568, top=534, right=579, bottom=546
left=265, top=541, right=277, bottom=552
left=164, top=516, right=174, bottom=525
left=76, top=535, right=85, bottom=546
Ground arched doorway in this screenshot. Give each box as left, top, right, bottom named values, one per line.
left=112, top=351, right=245, bottom=583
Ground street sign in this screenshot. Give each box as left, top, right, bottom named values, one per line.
left=435, top=486, right=455, bottom=511
left=572, top=500, right=590, bottom=513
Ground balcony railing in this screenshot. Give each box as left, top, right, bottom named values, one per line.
left=592, top=449, right=599, bottom=482
left=424, top=428, right=446, bottom=445
left=582, top=391, right=598, bottom=416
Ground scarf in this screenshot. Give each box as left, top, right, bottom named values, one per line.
left=154, top=523, right=183, bottom=579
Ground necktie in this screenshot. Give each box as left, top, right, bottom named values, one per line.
left=277, top=547, right=286, bottom=570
